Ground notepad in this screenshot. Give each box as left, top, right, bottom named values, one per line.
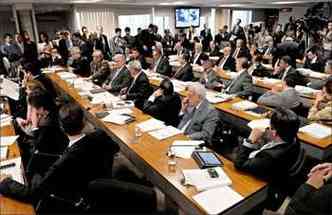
left=299, top=123, right=332, bottom=139
left=0, top=157, right=25, bottom=184
left=193, top=186, right=243, bottom=215
left=137, top=118, right=166, bottom=132
left=0, top=135, right=19, bottom=146
left=247, top=119, right=270, bottom=130
left=0, top=78, right=20, bottom=100
left=0, top=146, right=8, bottom=160
left=232, top=100, right=258, bottom=111
left=148, top=126, right=183, bottom=140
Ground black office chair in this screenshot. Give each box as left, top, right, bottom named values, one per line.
left=291, top=102, right=309, bottom=118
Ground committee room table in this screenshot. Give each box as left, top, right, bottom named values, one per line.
left=0, top=102, right=35, bottom=215
left=48, top=72, right=268, bottom=215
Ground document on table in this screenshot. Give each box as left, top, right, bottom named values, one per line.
left=295, top=85, right=320, bottom=95
left=182, top=167, right=232, bottom=192
left=232, top=100, right=258, bottom=111
left=102, top=113, right=132, bottom=125
left=0, top=78, right=20, bottom=100
left=137, top=118, right=166, bottom=132
left=0, top=146, right=8, bottom=160
left=193, top=186, right=243, bottom=215
left=247, top=119, right=270, bottom=130
left=148, top=126, right=183, bottom=140
left=108, top=108, right=133, bottom=115
left=0, top=157, right=25, bottom=184
left=0, top=113, right=12, bottom=127
left=171, top=140, right=204, bottom=159
left=90, top=92, right=120, bottom=105
left=299, top=123, right=332, bottom=139
left=57, top=71, right=77, bottom=80
left=0, top=135, right=19, bottom=146
left=206, top=92, right=234, bottom=104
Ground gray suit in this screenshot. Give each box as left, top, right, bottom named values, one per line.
left=257, top=88, right=302, bottom=109
left=200, top=69, right=220, bottom=90
left=178, top=99, right=219, bottom=144
left=104, top=66, right=132, bottom=94
left=225, top=70, right=253, bottom=97
left=309, top=75, right=332, bottom=90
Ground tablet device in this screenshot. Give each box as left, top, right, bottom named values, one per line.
left=192, top=151, right=223, bottom=169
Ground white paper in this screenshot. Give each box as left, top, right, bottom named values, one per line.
left=182, top=167, right=232, bottom=192
left=261, top=78, right=281, bottom=85
left=148, top=126, right=183, bottom=140
left=57, top=71, right=77, bottom=80
left=232, top=100, right=258, bottom=111
left=171, top=140, right=204, bottom=159
left=247, top=119, right=270, bottom=130
left=299, top=123, right=332, bottom=139
left=0, top=113, right=12, bottom=127
left=90, top=92, right=120, bottom=105
left=0, top=135, right=19, bottom=146
left=112, top=100, right=134, bottom=109
left=102, top=113, right=131, bottom=125
left=0, top=146, right=8, bottom=160
left=206, top=92, right=233, bottom=104
left=193, top=186, right=243, bottom=215
left=0, top=78, right=20, bottom=100
left=295, top=85, right=320, bottom=95
left=108, top=108, right=133, bottom=115
left=137, top=118, right=166, bottom=132
left=0, top=157, right=25, bottom=184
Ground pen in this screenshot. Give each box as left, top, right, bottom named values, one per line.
left=0, top=162, right=15, bottom=170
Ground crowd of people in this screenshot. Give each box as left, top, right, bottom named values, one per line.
left=0, top=16, right=332, bottom=215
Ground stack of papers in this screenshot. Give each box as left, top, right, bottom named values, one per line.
left=206, top=92, right=233, bottom=104
left=136, top=118, right=166, bottom=132
left=299, top=123, right=332, bottom=139
left=247, top=119, right=270, bottom=130
left=90, top=92, right=120, bottom=105
left=112, top=100, right=135, bottom=109
left=0, top=135, right=19, bottom=146
left=0, top=157, right=25, bottom=184
left=102, top=113, right=132, bottom=125
left=0, top=113, right=12, bottom=127
left=0, top=146, right=8, bottom=160
left=169, top=61, right=182, bottom=67
left=261, top=78, right=281, bottom=85
left=295, top=85, right=320, bottom=95
left=42, top=66, right=64, bottom=74
left=193, top=186, right=243, bottom=215
left=182, top=167, right=232, bottom=192
left=171, top=140, right=204, bottom=159
left=148, top=126, right=183, bottom=140
left=232, top=101, right=258, bottom=111
left=0, top=78, right=19, bottom=100
left=57, top=71, right=77, bottom=80
left=171, top=80, right=189, bottom=93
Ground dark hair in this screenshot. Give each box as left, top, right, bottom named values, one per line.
left=115, top=28, right=122, bottom=34
left=239, top=57, right=250, bottom=69
left=270, top=107, right=300, bottom=143
left=280, top=56, right=292, bottom=66
left=3, top=33, right=11, bottom=39
left=39, top=32, right=49, bottom=43
left=59, top=102, right=84, bottom=135
left=28, top=89, right=56, bottom=113
left=72, top=32, right=81, bottom=39
left=159, top=78, right=174, bottom=96
left=324, top=79, right=332, bottom=95
left=81, top=26, right=87, bottom=31
left=200, top=53, right=209, bottom=62
left=125, top=27, right=130, bottom=32
left=284, top=74, right=297, bottom=87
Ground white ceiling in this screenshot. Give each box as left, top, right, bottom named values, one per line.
left=1, top=0, right=330, bottom=7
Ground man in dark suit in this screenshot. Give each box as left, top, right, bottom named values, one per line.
left=151, top=44, right=171, bottom=76
left=102, top=54, right=131, bottom=95
left=218, top=46, right=236, bottom=72
left=120, top=60, right=152, bottom=109
left=143, top=78, right=182, bottom=127
left=172, top=54, right=194, bottom=82
left=214, top=26, right=230, bottom=47
left=303, top=48, right=325, bottom=73
left=199, top=54, right=220, bottom=90
left=232, top=39, right=252, bottom=62
left=58, top=32, right=69, bottom=65
left=223, top=57, right=253, bottom=98
left=200, top=24, right=213, bottom=52
left=94, top=25, right=111, bottom=60
left=273, top=38, right=299, bottom=68
left=71, top=32, right=93, bottom=62
left=0, top=102, right=117, bottom=213
left=309, top=60, right=332, bottom=90
left=230, top=19, right=246, bottom=43
left=128, top=47, right=149, bottom=70
left=177, top=83, right=219, bottom=145
left=89, top=50, right=111, bottom=86
left=69, top=47, right=91, bottom=77
left=21, top=31, right=38, bottom=64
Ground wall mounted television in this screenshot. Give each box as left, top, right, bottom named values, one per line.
left=175, top=7, right=200, bottom=28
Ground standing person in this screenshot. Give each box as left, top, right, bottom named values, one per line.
left=58, top=32, right=69, bottom=65
left=230, top=18, right=246, bottom=43
left=323, top=21, right=332, bottom=61
left=38, top=32, right=53, bottom=54
left=162, top=29, right=175, bottom=56
left=89, top=50, right=110, bottom=85
left=123, top=27, right=135, bottom=48
left=22, top=31, right=38, bottom=64
left=200, top=24, right=213, bottom=52
left=214, top=25, right=230, bottom=48
left=95, top=25, right=111, bottom=60
left=71, top=32, right=93, bottom=62
left=273, top=24, right=285, bottom=45
left=111, top=28, right=126, bottom=54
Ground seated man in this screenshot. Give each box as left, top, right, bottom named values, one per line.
left=143, top=78, right=182, bottom=127
left=89, top=49, right=110, bottom=85
left=69, top=46, right=91, bottom=77
left=191, top=42, right=204, bottom=65
left=257, top=74, right=303, bottom=109
left=218, top=46, right=236, bottom=72
left=127, top=47, right=149, bottom=70
left=0, top=102, right=117, bottom=213
left=232, top=39, right=252, bottom=62
left=151, top=43, right=171, bottom=76
left=309, top=60, right=332, bottom=90
left=199, top=54, right=221, bottom=90
left=177, top=83, right=219, bottom=144
left=120, top=60, right=153, bottom=109
left=285, top=162, right=332, bottom=215
left=248, top=54, right=271, bottom=77
left=39, top=48, right=63, bottom=69
left=102, top=54, right=131, bottom=95
left=235, top=107, right=302, bottom=183
left=308, top=79, right=332, bottom=126
left=223, top=57, right=253, bottom=98
left=172, top=53, right=194, bottom=82
left=303, top=48, right=325, bottom=73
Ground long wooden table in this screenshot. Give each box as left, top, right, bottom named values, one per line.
left=149, top=76, right=332, bottom=161
left=0, top=103, right=35, bottom=215
left=48, top=73, right=268, bottom=215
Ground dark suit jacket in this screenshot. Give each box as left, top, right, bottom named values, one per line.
left=104, top=66, right=132, bottom=94
left=250, top=63, right=272, bottom=77
left=233, top=47, right=252, bottom=61
left=58, top=39, right=69, bottom=63
left=218, top=55, right=236, bottom=72
left=143, top=93, right=182, bottom=127
left=173, top=63, right=194, bottom=82
left=94, top=34, right=111, bottom=59
left=192, top=53, right=204, bottom=65
left=272, top=67, right=309, bottom=86
left=40, top=56, right=64, bottom=68
left=34, top=74, right=57, bottom=99
left=309, top=75, right=332, bottom=90
left=274, top=41, right=299, bottom=67
left=225, top=70, right=253, bottom=97
left=200, top=29, right=213, bottom=52
left=125, top=72, right=153, bottom=109
left=303, top=58, right=325, bottom=73
left=285, top=181, right=332, bottom=215
left=91, top=60, right=111, bottom=86
left=0, top=130, right=117, bottom=208
left=215, top=32, right=230, bottom=45
left=155, top=56, right=171, bottom=77
left=70, top=57, right=91, bottom=77
left=23, top=42, right=38, bottom=63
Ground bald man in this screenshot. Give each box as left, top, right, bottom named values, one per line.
left=102, top=54, right=132, bottom=95
left=218, top=46, right=236, bottom=72
left=94, top=25, right=111, bottom=60
left=90, top=50, right=111, bottom=85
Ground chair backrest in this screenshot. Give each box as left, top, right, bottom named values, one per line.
left=291, top=102, right=308, bottom=118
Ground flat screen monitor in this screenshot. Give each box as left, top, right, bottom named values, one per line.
left=175, top=7, right=200, bottom=28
